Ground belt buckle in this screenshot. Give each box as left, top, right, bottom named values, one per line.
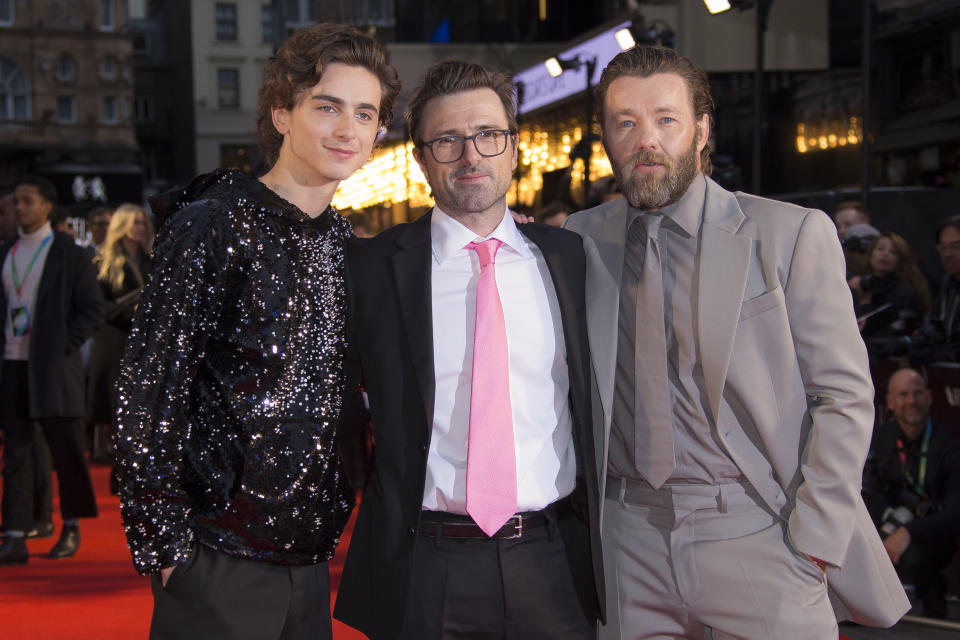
left=503, top=515, right=523, bottom=539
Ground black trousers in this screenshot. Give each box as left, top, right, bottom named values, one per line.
left=150, top=544, right=333, bottom=640
left=0, top=360, right=97, bottom=531
left=401, top=507, right=595, bottom=640
left=29, top=423, right=54, bottom=523
left=897, top=535, right=958, bottom=599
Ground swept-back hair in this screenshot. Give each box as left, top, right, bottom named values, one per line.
left=405, top=60, right=517, bottom=147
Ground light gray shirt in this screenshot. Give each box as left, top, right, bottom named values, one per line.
left=609, top=173, right=743, bottom=484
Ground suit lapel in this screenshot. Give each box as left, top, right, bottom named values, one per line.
left=35, top=233, right=64, bottom=311
left=390, top=214, right=436, bottom=431
left=697, top=179, right=751, bottom=423
left=580, top=200, right=629, bottom=430
left=519, top=225, right=575, bottom=337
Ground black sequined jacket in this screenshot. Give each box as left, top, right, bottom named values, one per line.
left=116, top=169, right=354, bottom=575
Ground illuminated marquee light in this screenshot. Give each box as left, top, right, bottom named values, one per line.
left=795, top=117, right=861, bottom=154
left=509, top=124, right=614, bottom=208
left=332, top=142, right=432, bottom=211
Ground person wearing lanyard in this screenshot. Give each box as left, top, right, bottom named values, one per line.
left=0, top=175, right=104, bottom=566
left=864, top=367, right=960, bottom=618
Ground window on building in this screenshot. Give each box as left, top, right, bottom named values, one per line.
left=261, top=5, right=273, bottom=43
left=135, top=95, right=153, bottom=122
left=215, top=3, right=237, bottom=41
left=0, top=56, right=29, bottom=120
left=99, top=56, right=119, bottom=81
left=100, top=0, right=115, bottom=31
left=286, top=0, right=313, bottom=26
left=0, top=0, right=13, bottom=26
left=103, top=96, right=117, bottom=123
left=133, top=32, right=149, bottom=55
left=57, top=95, right=76, bottom=123
left=53, top=54, right=77, bottom=84
left=217, top=68, right=239, bottom=109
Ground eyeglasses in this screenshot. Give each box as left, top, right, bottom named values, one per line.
left=421, top=129, right=515, bottom=164
left=937, top=242, right=960, bottom=255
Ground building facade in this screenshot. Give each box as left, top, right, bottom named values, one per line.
left=0, top=0, right=140, bottom=206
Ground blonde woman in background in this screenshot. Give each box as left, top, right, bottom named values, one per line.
left=86, top=204, right=153, bottom=486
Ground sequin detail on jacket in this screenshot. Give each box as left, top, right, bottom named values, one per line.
left=116, top=169, right=353, bottom=575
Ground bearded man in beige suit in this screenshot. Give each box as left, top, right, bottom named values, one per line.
left=564, top=46, right=909, bottom=639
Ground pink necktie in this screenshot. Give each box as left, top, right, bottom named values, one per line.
left=465, top=239, right=518, bottom=536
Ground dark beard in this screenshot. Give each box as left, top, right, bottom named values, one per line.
left=613, top=136, right=699, bottom=211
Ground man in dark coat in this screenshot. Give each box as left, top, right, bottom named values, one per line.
left=334, top=60, right=604, bottom=640
left=864, top=367, right=960, bottom=618
left=0, top=175, right=104, bottom=565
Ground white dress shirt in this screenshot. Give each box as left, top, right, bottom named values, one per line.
left=424, top=205, right=577, bottom=513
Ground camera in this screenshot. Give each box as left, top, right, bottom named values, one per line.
left=879, top=490, right=933, bottom=538
left=842, top=234, right=875, bottom=254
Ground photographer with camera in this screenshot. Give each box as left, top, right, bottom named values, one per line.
left=870, top=217, right=960, bottom=362
left=864, top=368, right=960, bottom=618
left=849, top=231, right=929, bottom=341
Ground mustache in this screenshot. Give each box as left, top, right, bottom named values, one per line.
left=628, top=150, right=671, bottom=168
left=451, top=164, right=492, bottom=179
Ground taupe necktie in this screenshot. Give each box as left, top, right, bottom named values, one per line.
left=628, top=214, right=676, bottom=488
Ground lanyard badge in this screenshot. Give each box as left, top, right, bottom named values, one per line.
left=10, top=306, right=31, bottom=337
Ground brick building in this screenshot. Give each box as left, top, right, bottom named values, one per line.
left=0, top=0, right=141, bottom=207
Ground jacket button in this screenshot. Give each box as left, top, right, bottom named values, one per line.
left=407, top=527, right=416, bottom=537
left=419, top=442, right=427, bottom=453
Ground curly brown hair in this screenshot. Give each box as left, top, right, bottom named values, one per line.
left=405, top=60, right=518, bottom=148
left=257, top=23, right=401, bottom=167
left=594, top=46, right=714, bottom=176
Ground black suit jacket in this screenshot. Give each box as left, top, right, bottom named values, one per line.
left=0, top=232, right=104, bottom=418
left=865, top=420, right=960, bottom=544
left=333, top=212, right=604, bottom=639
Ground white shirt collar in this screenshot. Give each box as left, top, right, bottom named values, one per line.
left=431, top=204, right=533, bottom=265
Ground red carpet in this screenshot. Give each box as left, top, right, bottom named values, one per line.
left=0, top=460, right=861, bottom=639
left=0, top=460, right=367, bottom=639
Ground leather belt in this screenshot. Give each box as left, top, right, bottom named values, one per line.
left=418, top=498, right=571, bottom=540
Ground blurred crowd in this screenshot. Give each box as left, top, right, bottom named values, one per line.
left=827, top=199, right=960, bottom=620
left=0, top=178, right=154, bottom=563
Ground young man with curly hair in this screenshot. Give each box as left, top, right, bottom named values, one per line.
left=115, top=24, right=399, bottom=639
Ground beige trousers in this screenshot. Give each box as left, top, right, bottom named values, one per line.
left=599, top=476, right=837, bottom=640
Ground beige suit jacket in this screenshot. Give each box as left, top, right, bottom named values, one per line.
left=564, top=176, right=909, bottom=627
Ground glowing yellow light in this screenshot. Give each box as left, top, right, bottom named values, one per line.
left=545, top=57, right=564, bottom=78
left=614, top=28, right=636, bottom=51
left=704, top=0, right=732, bottom=13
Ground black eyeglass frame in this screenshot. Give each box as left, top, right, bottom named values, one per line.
left=420, top=129, right=517, bottom=164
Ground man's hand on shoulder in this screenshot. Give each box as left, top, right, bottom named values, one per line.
left=510, top=209, right=534, bottom=225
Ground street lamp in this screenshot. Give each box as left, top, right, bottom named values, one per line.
left=543, top=54, right=599, bottom=205
left=704, top=0, right=772, bottom=194
left=703, top=0, right=733, bottom=13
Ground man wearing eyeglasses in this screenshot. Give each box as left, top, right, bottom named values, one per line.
left=335, top=60, right=604, bottom=639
